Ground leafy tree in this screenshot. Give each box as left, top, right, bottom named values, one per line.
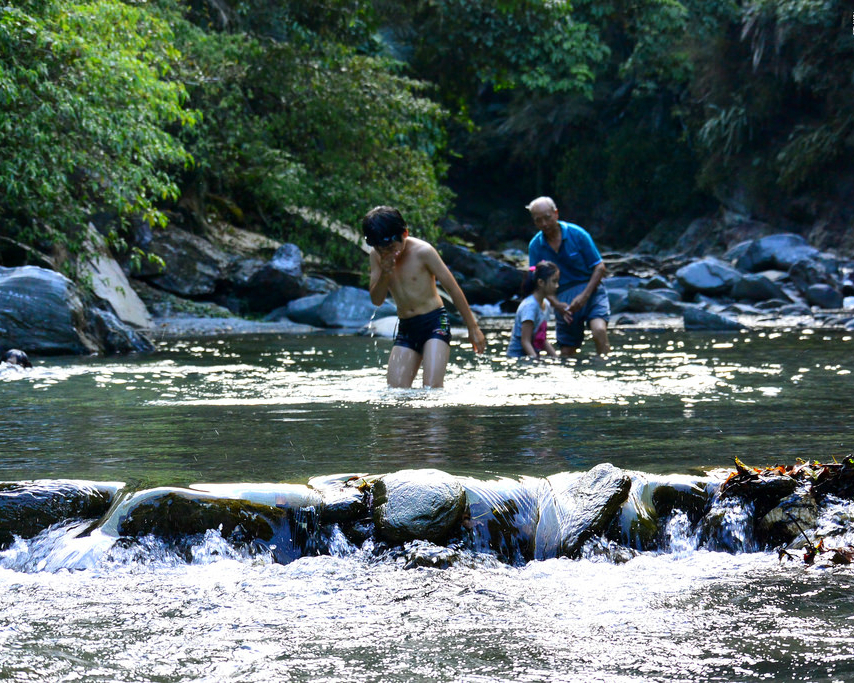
left=690, top=0, right=854, bottom=212
left=153, top=0, right=451, bottom=268
left=0, top=1, right=194, bottom=271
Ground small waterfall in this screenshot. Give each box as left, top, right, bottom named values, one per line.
left=7, top=461, right=854, bottom=572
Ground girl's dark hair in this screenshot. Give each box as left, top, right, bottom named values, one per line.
left=521, top=260, right=558, bottom=296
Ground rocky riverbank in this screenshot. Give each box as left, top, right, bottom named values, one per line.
left=2, top=223, right=853, bottom=358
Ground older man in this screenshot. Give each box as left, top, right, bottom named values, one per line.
left=526, top=196, right=610, bottom=357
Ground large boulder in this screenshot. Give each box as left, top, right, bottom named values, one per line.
left=534, top=464, right=632, bottom=559
left=735, top=233, right=820, bottom=272
left=675, top=257, right=743, bottom=296
left=231, top=243, right=306, bottom=313
left=439, top=242, right=524, bottom=304
left=0, top=266, right=99, bottom=354
left=372, top=469, right=466, bottom=544
left=284, top=287, right=396, bottom=328
left=141, top=226, right=231, bottom=297
left=80, top=225, right=152, bottom=330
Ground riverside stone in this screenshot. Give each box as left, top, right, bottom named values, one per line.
left=731, top=273, right=786, bottom=301
left=675, top=257, right=743, bottom=296
left=0, top=266, right=99, bottom=354
left=683, top=305, right=747, bottom=331
left=735, top=233, right=819, bottom=272
left=805, top=284, right=843, bottom=309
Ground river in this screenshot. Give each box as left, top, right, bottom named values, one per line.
left=1, top=320, right=853, bottom=681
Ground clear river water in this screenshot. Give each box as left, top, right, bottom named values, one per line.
left=1, top=319, right=853, bottom=682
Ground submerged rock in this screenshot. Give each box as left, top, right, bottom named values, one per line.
left=0, top=480, right=122, bottom=549
left=459, top=476, right=541, bottom=564
left=106, top=487, right=318, bottom=564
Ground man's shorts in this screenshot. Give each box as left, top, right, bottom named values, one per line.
left=554, top=283, right=610, bottom=349
left=394, top=307, right=452, bottom=354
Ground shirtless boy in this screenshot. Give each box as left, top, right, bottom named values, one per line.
left=363, top=206, right=486, bottom=388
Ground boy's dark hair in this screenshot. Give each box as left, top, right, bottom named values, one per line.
left=521, top=261, right=559, bottom=297
left=362, top=206, right=407, bottom=248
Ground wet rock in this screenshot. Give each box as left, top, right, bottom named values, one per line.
left=610, top=473, right=660, bottom=550
left=652, top=477, right=710, bottom=524
left=581, top=536, right=640, bottom=564
left=757, top=489, right=818, bottom=547
left=0, top=480, right=122, bottom=549
left=459, top=476, right=541, bottom=564
left=187, top=482, right=323, bottom=510
left=110, top=488, right=315, bottom=564
left=675, top=257, right=743, bottom=296
left=372, top=469, right=466, bottom=544
left=2, top=349, right=32, bottom=368
left=402, top=540, right=463, bottom=569
left=308, top=474, right=370, bottom=524
left=683, top=305, right=747, bottom=331
left=718, top=467, right=799, bottom=520
left=534, top=464, right=632, bottom=559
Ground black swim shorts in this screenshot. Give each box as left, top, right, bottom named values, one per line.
left=394, top=307, right=452, bottom=354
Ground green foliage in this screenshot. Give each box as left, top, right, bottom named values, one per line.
left=0, top=1, right=194, bottom=270
left=690, top=0, right=854, bottom=198
left=151, top=0, right=450, bottom=270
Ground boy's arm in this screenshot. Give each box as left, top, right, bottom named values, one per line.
left=368, top=249, right=394, bottom=306
left=425, top=247, right=486, bottom=354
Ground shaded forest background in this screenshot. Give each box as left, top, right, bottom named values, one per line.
left=1, top=0, right=852, bottom=283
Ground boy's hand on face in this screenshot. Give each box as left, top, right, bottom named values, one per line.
left=377, top=243, right=403, bottom=274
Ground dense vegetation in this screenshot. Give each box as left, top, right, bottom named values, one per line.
left=1, top=0, right=851, bottom=278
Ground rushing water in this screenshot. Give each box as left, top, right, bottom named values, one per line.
left=2, top=320, right=854, bottom=682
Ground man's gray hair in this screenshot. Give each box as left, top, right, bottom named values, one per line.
left=525, top=196, right=557, bottom=211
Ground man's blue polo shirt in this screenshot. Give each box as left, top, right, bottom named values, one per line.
left=528, top=221, right=602, bottom=290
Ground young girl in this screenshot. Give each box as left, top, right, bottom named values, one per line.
left=506, top=261, right=560, bottom=359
